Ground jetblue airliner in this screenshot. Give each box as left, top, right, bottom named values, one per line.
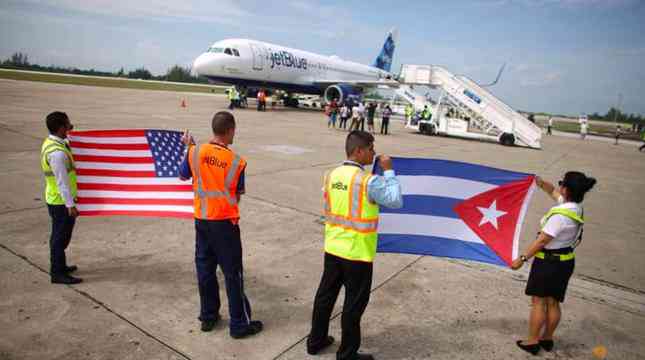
left=192, top=29, right=399, bottom=105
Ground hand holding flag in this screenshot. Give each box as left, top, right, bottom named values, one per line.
left=374, top=157, right=536, bottom=267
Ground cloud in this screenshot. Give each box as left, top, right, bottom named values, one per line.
left=477, top=0, right=639, bottom=8
left=520, top=71, right=562, bottom=87
left=21, top=0, right=250, bottom=25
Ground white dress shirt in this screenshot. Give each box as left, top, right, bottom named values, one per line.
left=47, top=135, right=75, bottom=208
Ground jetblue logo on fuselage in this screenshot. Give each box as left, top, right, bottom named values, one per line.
left=269, top=50, right=308, bottom=70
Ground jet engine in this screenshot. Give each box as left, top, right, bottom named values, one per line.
left=323, top=84, right=363, bottom=105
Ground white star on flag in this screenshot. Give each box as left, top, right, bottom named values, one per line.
left=477, top=200, right=507, bottom=230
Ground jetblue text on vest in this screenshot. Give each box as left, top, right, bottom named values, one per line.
left=331, top=181, right=348, bottom=191
left=203, top=156, right=228, bottom=168
left=269, top=50, right=308, bottom=70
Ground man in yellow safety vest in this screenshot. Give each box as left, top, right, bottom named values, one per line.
left=307, top=130, right=403, bottom=360
left=40, top=111, right=82, bottom=284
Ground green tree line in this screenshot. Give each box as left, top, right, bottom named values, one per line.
left=588, top=108, right=644, bottom=125
left=1, top=52, right=208, bottom=84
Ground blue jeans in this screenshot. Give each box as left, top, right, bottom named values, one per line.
left=47, top=204, right=76, bottom=275
left=195, top=219, right=252, bottom=333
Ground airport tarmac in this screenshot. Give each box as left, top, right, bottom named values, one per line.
left=1, top=79, right=644, bottom=360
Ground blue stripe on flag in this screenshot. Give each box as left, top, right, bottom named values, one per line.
left=374, top=158, right=530, bottom=185
left=377, top=234, right=506, bottom=266
left=379, top=195, right=461, bottom=219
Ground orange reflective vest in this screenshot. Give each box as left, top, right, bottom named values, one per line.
left=188, top=143, right=246, bottom=220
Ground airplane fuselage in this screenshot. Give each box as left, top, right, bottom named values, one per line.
left=192, top=38, right=393, bottom=95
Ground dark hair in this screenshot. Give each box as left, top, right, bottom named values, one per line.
left=345, top=130, right=374, bottom=157
left=211, top=111, right=236, bottom=135
left=562, top=171, right=596, bottom=203
left=46, top=111, right=69, bottom=134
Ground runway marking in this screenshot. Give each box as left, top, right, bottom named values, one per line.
left=259, top=145, right=314, bottom=155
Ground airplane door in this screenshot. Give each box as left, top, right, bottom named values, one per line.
left=249, top=43, right=264, bottom=71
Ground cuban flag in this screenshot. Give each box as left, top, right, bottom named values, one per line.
left=374, top=158, right=536, bottom=267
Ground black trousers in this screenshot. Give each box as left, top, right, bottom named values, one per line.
left=380, top=118, right=390, bottom=135
left=309, top=253, right=373, bottom=360
left=195, top=219, right=252, bottom=333
left=47, top=204, right=76, bottom=275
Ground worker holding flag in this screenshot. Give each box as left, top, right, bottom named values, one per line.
left=307, top=130, right=402, bottom=360
left=511, top=172, right=596, bottom=355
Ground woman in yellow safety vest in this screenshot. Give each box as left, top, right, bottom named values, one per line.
left=511, top=172, right=596, bottom=355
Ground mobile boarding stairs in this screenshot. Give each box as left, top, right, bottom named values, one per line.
left=395, top=64, right=542, bottom=149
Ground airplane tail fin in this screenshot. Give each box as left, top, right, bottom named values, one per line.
left=372, top=28, right=398, bottom=72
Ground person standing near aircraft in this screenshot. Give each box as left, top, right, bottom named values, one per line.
left=328, top=99, right=339, bottom=128
left=381, top=105, right=392, bottom=135
left=357, top=102, right=366, bottom=131
left=339, top=103, right=350, bottom=130
left=350, top=104, right=361, bottom=131
left=404, top=104, right=413, bottom=124
left=307, top=130, right=402, bottom=360
left=422, top=105, right=432, bottom=120
left=547, top=116, right=553, bottom=135
left=41, top=111, right=82, bottom=285
left=511, top=173, right=596, bottom=355
left=179, top=112, right=263, bottom=338
left=614, top=125, right=621, bottom=145
left=366, top=102, right=377, bottom=134
left=257, top=89, right=266, bottom=111
left=227, top=86, right=237, bottom=110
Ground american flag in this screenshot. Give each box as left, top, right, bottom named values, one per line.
left=68, top=129, right=194, bottom=219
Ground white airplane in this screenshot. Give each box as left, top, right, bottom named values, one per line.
left=192, top=29, right=399, bottom=106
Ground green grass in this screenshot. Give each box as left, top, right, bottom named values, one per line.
left=542, top=121, right=642, bottom=140
left=0, top=70, right=225, bottom=94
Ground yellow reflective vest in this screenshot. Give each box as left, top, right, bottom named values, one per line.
left=540, top=207, right=584, bottom=229
left=323, top=165, right=379, bottom=262
left=40, top=137, right=77, bottom=205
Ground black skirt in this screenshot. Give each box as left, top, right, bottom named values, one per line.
left=525, top=248, right=575, bottom=302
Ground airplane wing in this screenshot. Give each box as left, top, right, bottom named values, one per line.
left=313, top=79, right=400, bottom=88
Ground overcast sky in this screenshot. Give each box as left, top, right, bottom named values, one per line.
left=1, top=0, right=644, bottom=116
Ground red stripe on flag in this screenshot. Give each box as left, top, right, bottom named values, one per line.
left=73, top=155, right=154, bottom=163
left=80, top=210, right=193, bottom=219
left=77, top=183, right=193, bottom=192
left=70, top=130, right=146, bottom=137
left=78, top=198, right=193, bottom=206
left=70, top=142, right=150, bottom=150
left=76, top=169, right=156, bottom=177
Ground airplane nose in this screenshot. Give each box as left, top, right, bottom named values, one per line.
left=192, top=53, right=211, bottom=76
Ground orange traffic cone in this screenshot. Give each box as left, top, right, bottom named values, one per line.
left=180, top=99, right=187, bottom=108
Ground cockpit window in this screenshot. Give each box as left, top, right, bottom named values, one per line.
left=232, top=49, right=240, bottom=57
left=224, top=48, right=232, bottom=55
left=208, top=47, right=224, bottom=53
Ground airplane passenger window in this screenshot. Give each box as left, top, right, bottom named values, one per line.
left=232, top=49, right=240, bottom=57
left=224, top=48, right=232, bottom=55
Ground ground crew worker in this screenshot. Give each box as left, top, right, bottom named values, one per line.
left=257, top=89, right=266, bottom=111
left=404, top=104, right=413, bottom=123
left=307, top=130, right=403, bottom=360
left=228, top=86, right=238, bottom=110
left=511, top=172, right=596, bottom=355
left=179, top=111, right=263, bottom=338
left=422, top=105, right=432, bottom=120
left=41, top=111, right=82, bottom=284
